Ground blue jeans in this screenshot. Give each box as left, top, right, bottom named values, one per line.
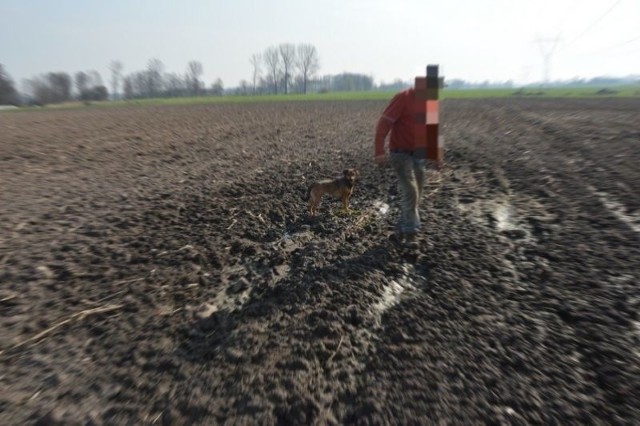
left=389, top=152, right=427, bottom=234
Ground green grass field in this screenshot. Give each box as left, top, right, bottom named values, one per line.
left=112, top=91, right=396, bottom=106
left=4, top=84, right=640, bottom=112
left=442, top=85, right=640, bottom=98
left=109, top=84, right=640, bottom=105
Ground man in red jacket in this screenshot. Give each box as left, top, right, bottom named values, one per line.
left=374, top=87, right=427, bottom=246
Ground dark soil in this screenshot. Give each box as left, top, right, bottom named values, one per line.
left=1, top=98, right=639, bottom=424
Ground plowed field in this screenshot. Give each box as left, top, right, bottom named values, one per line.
left=1, top=98, right=639, bottom=424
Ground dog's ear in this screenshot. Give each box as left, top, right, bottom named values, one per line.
left=343, top=169, right=349, bottom=176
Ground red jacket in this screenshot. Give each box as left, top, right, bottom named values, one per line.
left=374, top=88, right=416, bottom=157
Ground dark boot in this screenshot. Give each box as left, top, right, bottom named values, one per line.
left=389, top=231, right=405, bottom=245
left=404, top=232, right=419, bottom=249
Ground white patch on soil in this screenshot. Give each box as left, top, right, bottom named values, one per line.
left=371, top=264, right=416, bottom=325
left=589, top=187, right=640, bottom=234
left=373, top=200, right=390, bottom=216
left=348, top=265, right=422, bottom=372
left=493, top=203, right=518, bottom=231
left=194, top=284, right=252, bottom=319
left=372, top=281, right=406, bottom=313
left=457, top=196, right=533, bottom=241
left=456, top=195, right=558, bottom=286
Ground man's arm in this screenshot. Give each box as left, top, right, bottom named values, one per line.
left=373, top=91, right=406, bottom=160
left=374, top=115, right=394, bottom=158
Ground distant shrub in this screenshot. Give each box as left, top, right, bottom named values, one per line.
left=596, top=88, right=618, bottom=95
left=512, top=89, right=545, bottom=97
left=80, top=85, right=109, bottom=101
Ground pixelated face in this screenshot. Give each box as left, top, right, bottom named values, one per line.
left=343, top=168, right=358, bottom=183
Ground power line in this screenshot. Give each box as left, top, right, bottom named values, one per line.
left=608, top=34, right=640, bottom=49
left=529, top=0, right=578, bottom=85
left=554, top=0, right=582, bottom=38
left=573, top=33, right=640, bottom=56
left=559, top=0, right=624, bottom=52
left=535, top=35, right=561, bottom=85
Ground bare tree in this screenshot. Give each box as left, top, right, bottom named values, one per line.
left=87, top=70, right=103, bottom=88
left=146, top=58, right=164, bottom=97
left=249, top=53, right=261, bottom=95
left=238, top=80, right=249, bottom=95
left=75, top=71, right=88, bottom=98
left=296, top=44, right=319, bottom=94
left=278, top=43, right=296, bottom=94
left=291, top=75, right=304, bottom=93
left=123, top=76, right=133, bottom=99
left=47, top=72, right=72, bottom=102
left=165, top=72, right=186, bottom=97
left=109, top=60, right=123, bottom=100
left=186, top=61, right=203, bottom=96
left=132, top=71, right=149, bottom=97
left=257, top=76, right=270, bottom=95
left=263, top=46, right=281, bottom=94
left=24, top=77, right=51, bottom=104
left=21, top=78, right=33, bottom=100
left=25, top=72, right=71, bottom=105
left=329, top=72, right=374, bottom=91
left=211, top=78, right=224, bottom=96
left=0, top=64, right=19, bottom=105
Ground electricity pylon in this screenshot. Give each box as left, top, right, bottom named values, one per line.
left=535, top=35, right=561, bottom=87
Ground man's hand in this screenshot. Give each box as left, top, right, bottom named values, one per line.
left=375, top=153, right=387, bottom=168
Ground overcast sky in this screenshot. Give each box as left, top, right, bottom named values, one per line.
left=2, top=0, right=639, bottom=88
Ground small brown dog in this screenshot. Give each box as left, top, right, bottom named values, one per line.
left=305, top=168, right=359, bottom=217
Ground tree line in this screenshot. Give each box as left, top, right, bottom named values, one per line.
left=0, top=65, right=20, bottom=105
left=0, top=65, right=111, bottom=106
left=0, top=59, right=227, bottom=106
left=234, top=43, right=378, bottom=95
left=24, top=70, right=109, bottom=105
left=1, top=42, right=383, bottom=106
left=119, top=59, right=224, bottom=100
left=245, top=43, right=320, bottom=95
